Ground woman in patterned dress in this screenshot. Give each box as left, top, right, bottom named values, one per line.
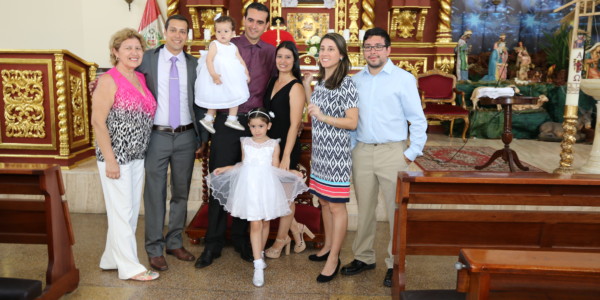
left=91, top=28, right=158, bottom=281
left=302, top=33, right=359, bottom=283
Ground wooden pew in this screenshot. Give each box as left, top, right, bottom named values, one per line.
left=0, top=163, right=79, bottom=300
left=392, top=171, right=600, bottom=299
left=456, top=248, right=600, bottom=300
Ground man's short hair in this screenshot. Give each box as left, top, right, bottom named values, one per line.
left=165, top=14, right=189, bottom=31
left=245, top=2, right=270, bottom=22
left=363, top=27, right=391, bottom=47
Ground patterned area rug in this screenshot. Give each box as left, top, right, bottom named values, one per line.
left=415, top=146, right=545, bottom=172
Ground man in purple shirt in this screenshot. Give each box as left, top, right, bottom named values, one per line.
left=195, top=2, right=276, bottom=269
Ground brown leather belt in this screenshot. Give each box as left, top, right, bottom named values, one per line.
left=152, top=123, right=194, bottom=133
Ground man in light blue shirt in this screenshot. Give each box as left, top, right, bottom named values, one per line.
left=340, top=27, right=427, bottom=287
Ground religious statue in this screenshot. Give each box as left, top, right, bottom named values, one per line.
left=455, top=30, right=472, bottom=81
left=515, top=41, right=532, bottom=82
left=584, top=42, right=600, bottom=79
left=481, top=33, right=508, bottom=82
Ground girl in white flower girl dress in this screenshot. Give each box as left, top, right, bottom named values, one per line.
left=206, top=107, right=308, bottom=287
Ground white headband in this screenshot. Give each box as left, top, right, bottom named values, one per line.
left=249, top=110, right=275, bottom=120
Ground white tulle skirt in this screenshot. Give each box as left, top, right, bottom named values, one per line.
left=207, top=163, right=308, bottom=221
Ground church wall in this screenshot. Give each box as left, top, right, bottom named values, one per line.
left=0, top=0, right=169, bottom=68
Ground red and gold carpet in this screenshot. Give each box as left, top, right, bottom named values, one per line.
left=414, top=146, right=545, bottom=172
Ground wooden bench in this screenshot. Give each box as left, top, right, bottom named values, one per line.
left=0, top=163, right=79, bottom=300
left=456, top=248, right=600, bottom=299
left=392, top=171, right=600, bottom=299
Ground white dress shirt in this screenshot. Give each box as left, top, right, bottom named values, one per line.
left=153, top=48, right=192, bottom=127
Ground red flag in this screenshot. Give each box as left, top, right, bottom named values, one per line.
left=138, top=0, right=165, bottom=49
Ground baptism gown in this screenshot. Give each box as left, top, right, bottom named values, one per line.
left=207, top=137, right=308, bottom=221
left=194, top=41, right=249, bottom=109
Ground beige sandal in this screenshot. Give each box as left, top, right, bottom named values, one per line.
left=130, top=270, right=159, bottom=281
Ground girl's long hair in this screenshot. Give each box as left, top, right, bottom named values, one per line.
left=276, top=41, right=301, bottom=81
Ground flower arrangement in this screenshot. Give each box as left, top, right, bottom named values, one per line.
left=306, top=35, right=321, bottom=57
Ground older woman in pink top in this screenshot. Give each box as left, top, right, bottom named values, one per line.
left=91, top=28, right=158, bottom=281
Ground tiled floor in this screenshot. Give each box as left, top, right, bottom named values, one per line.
left=1, top=213, right=450, bottom=299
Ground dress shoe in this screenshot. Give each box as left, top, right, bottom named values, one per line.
left=316, top=259, right=340, bottom=283
left=340, top=259, right=376, bottom=276
left=166, top=247, right=196, bottom=261
left=383, top=268, right=393, bottom=287
left=149, top=256, right=168, bottom=271
left=265, top=236, right=291, bottom=259
left=308, top=251, right=330, bottom=262
left=194, top=250, right=221, bottom=269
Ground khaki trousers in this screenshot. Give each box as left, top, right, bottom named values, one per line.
left=351, top=141, right=408, bottom=269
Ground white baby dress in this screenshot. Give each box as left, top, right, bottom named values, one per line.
left=194, top=41, right=249, bottom=109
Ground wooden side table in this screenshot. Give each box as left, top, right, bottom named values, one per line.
left=474, top=96, right=538, bottom=172
left=0, top=163, right=79, bottom=299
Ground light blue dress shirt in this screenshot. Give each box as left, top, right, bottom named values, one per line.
left=351, top=59, right=427, bottom=161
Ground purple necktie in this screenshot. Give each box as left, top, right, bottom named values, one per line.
left=169, top=56, right=180, bottom=129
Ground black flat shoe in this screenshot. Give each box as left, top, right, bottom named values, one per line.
left=316, top=259, right=340, bottom=283
left=309, top=251, right=330, bottom=262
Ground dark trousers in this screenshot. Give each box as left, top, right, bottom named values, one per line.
left=204, top=114, right=251, bottom=253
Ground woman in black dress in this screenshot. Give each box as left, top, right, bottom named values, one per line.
left=263, top=41, right=314, bottom=258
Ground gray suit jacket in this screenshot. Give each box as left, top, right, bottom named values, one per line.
left=137, top=45, right=208, bottom=143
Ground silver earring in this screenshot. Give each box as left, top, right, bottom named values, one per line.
left=340, top=57, right=343, bottom=61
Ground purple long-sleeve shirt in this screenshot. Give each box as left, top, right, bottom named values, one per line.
left=231, top=35, right=276, bottom=114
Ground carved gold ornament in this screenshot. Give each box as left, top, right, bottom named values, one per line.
left=336, top=0, right=347, bottom=33
left=416, top=9, right=428, bottom=41
left=348, top=0, right=360, bottom=42
left=361, top=0, right=374, bottom=30
left=55, top=54, right=69, bottom=156
left=69, top=75, right=84, bottom=137
left=2, top=69, right=45, bottom=138
left=391, top=9, right=417, bottom=39
left=287, top=13, right=330, bottom=42
left=167, top=0, right=179, bottom=16
left=436, top=0, right=452, bottom=43
left=434, top=56, right=455, bottom=74
left=396, top=60, right=426, bottom=78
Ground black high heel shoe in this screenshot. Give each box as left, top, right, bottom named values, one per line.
left=316, top=259, right=340, bottom=283
left=308, top=251, right=330, bottom=262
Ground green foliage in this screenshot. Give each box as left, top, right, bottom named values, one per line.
left=543, top=24, right=571, bottom=71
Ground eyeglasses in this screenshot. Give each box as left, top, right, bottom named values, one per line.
left=363, top=44, right=387, bottom=52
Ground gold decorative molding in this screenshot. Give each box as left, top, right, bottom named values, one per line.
left=436, top=0, right=452, bottom=43
left=434, top=55, right=454, bottom=73
left=394, top=57, right=427, bottom=77
left=554, top=105, right=579, bottom=174
left=287, top=13, right=330, bottom=43
left=336, top=0, right=348, bottom=33
left=361, top=0, right=374, bottom=30
left=270, top=0, right=281, bottom=19
left=2, top=69, right=45, bottom=139
left=69, top=74, right=84, bottom=138
left=348, top=0, right=360, bottom=42
left=416, top=8, right=428, bottom=41
left=55, top=54, right=69, bottom=156
left=391, top=10, right=417, bottom=39
left=200, top=8, right=222, bottom=37
left=189, top=7, right=200, bottom=40
left=167, top=0, right=179, bottom=16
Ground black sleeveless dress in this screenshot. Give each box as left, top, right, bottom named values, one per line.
left=263, top=78, right=302, bottom=169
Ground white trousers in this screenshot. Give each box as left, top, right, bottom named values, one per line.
left=97, top=159, right=147, bottom=279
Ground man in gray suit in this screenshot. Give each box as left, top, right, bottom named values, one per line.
left=137, top=14, right=208, bottom=271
